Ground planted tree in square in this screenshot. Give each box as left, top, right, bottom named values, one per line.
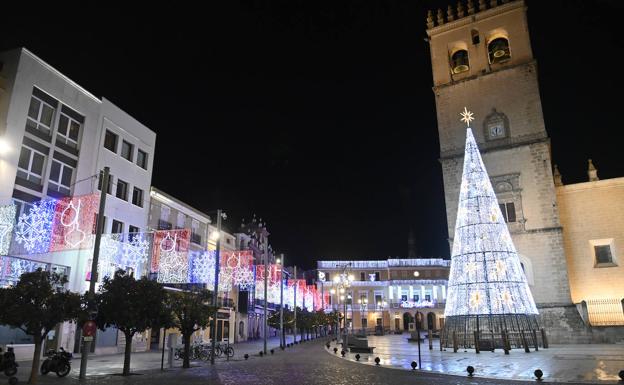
left=0, top=269, right=83, bottom=384
left=95, top=270, right=170, bottom=375
left=168, top=289, right=214, bottom=368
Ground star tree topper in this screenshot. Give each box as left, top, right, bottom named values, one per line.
left=460, top=107, right=475, bottom=127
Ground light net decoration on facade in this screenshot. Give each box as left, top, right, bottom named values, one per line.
left=441, top=110, right=543, bottom=351
left=99, top=234, right=123, bottom=281
left=120, top=233, right=152, bottom=276
left=49, top=194, right=99, bottom=252
left=0, top=205, right=17, bottom=256
left=14, top=199, right=57, bottom=254
left=154, top=229, right=190, bottom=284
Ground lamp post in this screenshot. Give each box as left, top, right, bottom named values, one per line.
left=277, top=256, right=285, bottom=348
left=79, top=166, right=109, bottom=379
left=210, top=209, right=226, bottom=365
left=332, top=263, right=353, bottom=347
left=262, top=235, right=269, bottom=354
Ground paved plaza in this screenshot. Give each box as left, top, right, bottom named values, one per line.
left=327, top=333, right=624, bottom=383
left=6, top=334, right=623, bottom=384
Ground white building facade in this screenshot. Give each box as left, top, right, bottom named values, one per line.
left=0, top=48, right=156, bottom=357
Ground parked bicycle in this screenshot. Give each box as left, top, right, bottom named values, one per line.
left=215, top=340, right=234, bottom=358
left=0, top=346, right=18, bottom=376
left=40, top=347, right=72, bottom=377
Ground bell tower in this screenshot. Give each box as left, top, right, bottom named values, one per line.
left=426, top=0, right=574, bottom=310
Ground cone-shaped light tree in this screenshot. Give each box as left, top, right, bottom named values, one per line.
left=442, top=108, right=541, bottom=351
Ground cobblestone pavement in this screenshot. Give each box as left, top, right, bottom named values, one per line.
left=6, top=336, right=616, bottom=385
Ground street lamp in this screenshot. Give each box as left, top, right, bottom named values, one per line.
left=210, top=209, right=226, bottom=365
left=0, top=137, right=10, bottom=155
left=331, top=263, right=353, bottom=347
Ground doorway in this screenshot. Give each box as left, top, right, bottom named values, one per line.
left=402, top=312, right=413, bottom=331
left=427, top=312, right=436, bottom=330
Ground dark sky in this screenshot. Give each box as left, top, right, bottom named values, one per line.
left=3, top=1, right=624, bottom=270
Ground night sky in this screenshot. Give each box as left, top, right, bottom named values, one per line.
left=3, top=1, right=623, bottom=270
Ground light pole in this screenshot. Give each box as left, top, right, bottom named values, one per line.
left=210, top=209, right=226, bottom=365
left=332, top=263, right=353, bottom=347
left=79, top=166, right=109, bottom=379
left=277, top=256, right=287, bottom=348
left=293, top=266, right=298, bottom=343
left=262, top=235, right=269, bottom=354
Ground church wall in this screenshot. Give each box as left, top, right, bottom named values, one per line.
left=557, top=178, right=624, bottom=303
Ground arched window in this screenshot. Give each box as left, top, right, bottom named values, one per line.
left=451, top=49, right=470, bottom=74
left=488, top=37, right=511, bottom=64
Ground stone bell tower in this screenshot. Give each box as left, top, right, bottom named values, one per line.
left=425, top=0, right=586, bottom=341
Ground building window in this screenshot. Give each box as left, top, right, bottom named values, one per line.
left=121, top=140, right=134, bottom=162
left=595, top=246, right=613, bottom=264
left=26, top=95, right=55, bottom=136
left=56, top=112, right=81, bottom=148
left=191, top=219, right=201, bottom=245
left=128, top=225, right=139, bottom=236
left=176, top=212, right=185, bottom=229
left=111, top=219, right=124, bottom=234
left=17, top=146, right=46, bottom=185
left=132, top=187, right=144, bottom=207
left=374, top=272, right=380, bottom=281
left=97, top=172, right=113, bottom=194
left=450, top=49, right=469, bottom=74
left=48, top=160, right=73, bottom=196
left=360, top=272, right=365, bottom=281
left=488, top=37, right=511, bottom=64
left=104, top=130, right=118, bottom=153
left=499, top=202, right=516, bottom=223
left=375, top=293, right=383, bottom=307
left=591, top=239, right=617, bottom=267
left=137, top=149, right=148, bottom=169
left=116, top=179, right=128, bottom=201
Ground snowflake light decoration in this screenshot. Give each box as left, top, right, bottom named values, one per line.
left=6, top=256, right=47, bottom=282
left=120, top=234, right=151, bottom=274
left=0, top=204, right=16, bottom=255
left=98, top=234, right=122, bottom=280
left=234, top=267, right=255, bottom=290
left=14, top=199, right=57, bottom=253
left=190, top=250, right=215, bottom=284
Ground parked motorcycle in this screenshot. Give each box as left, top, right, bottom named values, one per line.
left=40, top=347, right=72, bottom=377
left=0, top=346, right=18, bottom=376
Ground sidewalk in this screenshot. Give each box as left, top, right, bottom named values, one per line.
left=14, top=334, right=322, bottom=381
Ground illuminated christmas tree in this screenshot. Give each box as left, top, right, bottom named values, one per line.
left=441, top=108, right=541, bottom=351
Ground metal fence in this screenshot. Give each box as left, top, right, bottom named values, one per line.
left=586, top=298, right=624, bottom=326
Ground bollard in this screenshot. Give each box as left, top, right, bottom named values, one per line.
left=428, top=329, right=433, bottom=350
left=521, top=331, right=530, bottom=353
left=532, top=330, right=539, bottom=352
left=502, top=330, right=509, bottom=355
left=540, top=328, right=549, bottom=349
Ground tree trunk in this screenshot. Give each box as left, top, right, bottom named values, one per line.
left=182, top=334, right=191, bottom=369
left=28, top=336, right=43, bottom=384
left=123, top=331, right=134, bottom=376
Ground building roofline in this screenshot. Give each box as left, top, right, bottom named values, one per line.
left=556, top=176, right=624, bottom=193
left=426, top=0, right=524, bottom=37
left=149, top=186, right=212, bottom=224
left=317, top=258, right=451, bottom=269
left=21, top=48, right=101, bottom=104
